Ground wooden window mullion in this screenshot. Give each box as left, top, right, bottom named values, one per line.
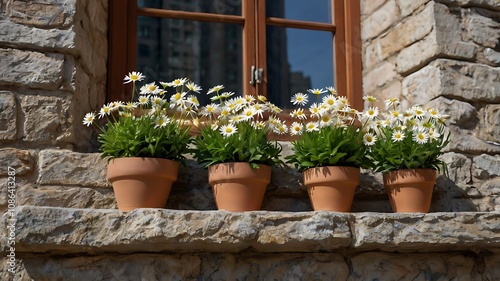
left=243, top=0, right=257, bottom=97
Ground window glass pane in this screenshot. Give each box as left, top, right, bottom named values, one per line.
left=136, top=16, right=243, bottom=104
left=138, top=0, right=241, bottom=16
left=267, top=0, right=331, bottom=23
left=267, top=27, right=334, bottom=109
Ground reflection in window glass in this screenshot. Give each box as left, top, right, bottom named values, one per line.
left=138, top=0, right=241, bottom=16
left=267, top=0, right=331, bottom=23
left=136, top=16, right=243, bottom=104
left=267, top=27, right=334, bottom=109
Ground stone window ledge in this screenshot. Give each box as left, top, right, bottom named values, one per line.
left=2, top=206, right=499, bottom=255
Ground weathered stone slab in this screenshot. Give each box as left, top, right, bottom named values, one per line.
left=9, top=0, right=76, bottom=28
left=361, top=0, right=400, bottom=40
left=352, top=212, right=500, bottom=252
left=0, top=20, right=75, bottom=50
left=441, top=152, right=472, bottom=185
left=473, top=154, right=500, bottom=179
left=0, top=49, right=64, bottom=90
left=37, top=149, right=108, bottom=187
left=425, top=97, right=477, bottom=129
left=20, top=94, right=72, bottom=144
left=0, top=149, right=34, bottom=176
left=5, top=207, right=351, bottom=254
left=0, top=91, right=17, bottom=141
left=3, top=207, right=499, bottom=256
left=1, top=253, right=350, bottom=281
left=436, top=0, right=500, bottom=11
left=462, top=8, right=500, bottom=48
left=403, top=59, right=500, bottom=105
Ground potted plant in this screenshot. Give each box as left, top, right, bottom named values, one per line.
left=285, top=88, right=370, bottom=212
left=83, top=72, right=197, bottom=211
left=191, top=87, right=286, bottom=211
left=361, top=96, right=450, bottom=213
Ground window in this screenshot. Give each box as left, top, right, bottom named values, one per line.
left=108, top=0, right=362, bottom=110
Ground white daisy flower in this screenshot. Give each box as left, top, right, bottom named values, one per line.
left=307, top=88, right=327, bottom=96
left=427, top=108, right=441, bottom=119
left=363, top=133, right=377, bottom=146
left=411, top=106, right=426, bottom=119
left=413, top=130, right=429, bottom=144
left=391, top=130, right=405, bottom=142
left=241, top=107, right=256, bottom=120
left=82, top=112, right=96, bottom=126
left=252, top=121, right=267, bottom=130
left=290, top=108, right=307, bottom=120
left=140, top=82, right=161, bottom=95
left=200, top=103, right=220, bottom=117
left=170, top=92, right=187, bottom=104
left=309, top=103, right=323, bottom=117
left=207, top=85, right=225, bottom=94
left=290, top=122, right=303, bottom=136
left=363, top=107, right=379, bottom=120
left=384, top=97, right=400, bottom=109
left=187, top=95, right=200, bottom=108
left=363, top=95, right=377, bottom=103
left=155, top=116, right=170, bottom=128
left=167, top=78, right=188, bottom=88
left=273, top=122, right=288, bottom=135
left=220, top=124, right=238, bottom=137
left=137, top=95, right=149, bottom=106
left=305, top=122, right=319, bottom=132
left=186, top=81, right=202, bottom=93
left=322, top=94, right=337, bottom=108
left=291, top=92, right=308, bottom=106
left=123, top=71, right=145, bottom=84
left=326, top=86, right=337, bottom=95
left=98, top=104, right=113, bottom=118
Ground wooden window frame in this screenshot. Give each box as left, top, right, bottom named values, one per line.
left=108, top=0, right=362, bottom=110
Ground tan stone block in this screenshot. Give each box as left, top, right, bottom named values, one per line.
left=463, top=9, right=500, bottom=48
left=361, top=0, right=400, bottom=40
left=397, top=0, right=431, bottom=17
left=0, top=91, right=16, bottom=141
left=446, top=125, right=500, bottom=154
left=37, top=149, right=108, bottom=188
left=0, top=21, right=75, bottom=50
left=478, top=104, right=500, bottom=143
left=0, top=49, right=64, bottom=90
left=441, top=152, right=472, bottom=185
left=425, top=96, right=477, bottom=128
left=438, top=0, right=500, bottom=11
left=364, top=80, right=402, bottom=109
left=363, top=61, right=398, bottom=94
left=20, top=93, right=72, bottom=144
left=360, top=0, right=387, bottom=18
left=0, top=148, right=34, bottom=176
left=473, top=154, right=500, bottom=179
left=9, top=0, right=75, bottom=28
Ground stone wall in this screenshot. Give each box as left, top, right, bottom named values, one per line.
left=0, top=0, right=499, bottom=280
left=361, top=0, right=500, bottom=211
left=0, top=0, right=108, bottom=212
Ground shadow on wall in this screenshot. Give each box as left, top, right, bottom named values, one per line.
left=166, top=161, right=477, bottom=212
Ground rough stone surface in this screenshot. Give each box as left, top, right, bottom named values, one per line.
left=462, top=8, right=500, bottom=48
left=0, top=149, right=34, bottom=176
left=403, top=59, right=500, bottom=105
left=473, top=154, right=500, bottom=179
left=482, top=47, right=500, bottom=65
left=9, top=0, right=76, bottom=28
left=0, top=49, right=64, bottom=90
left=425, top=97, right=478, bottom=129
left=361, top=0, right=400, bottom=40
left=0, top=91, right=16, bottom=141
left=436, top=0, right=500, bottom=10
left=397, top=0, right=430, bottom=17
left=4, top=252, right=499, bottom=281
left=37, top=149, right=108, bottom=187
left=477, top=104, right=500, bottom=143
left=446, top=125, right=500, bottom=154
left=363, top=61, right=397, bottom=94
left=20, top=93, right=72, bottom=144
left=441, top=152, right=472, bottom=185
left=3, top=207, right=352, bottom=254
left=352, top=212, right=500, bottom=252
left=360, top=0, right=387, bottom=18
left=0, top=20, right=75, bottom=50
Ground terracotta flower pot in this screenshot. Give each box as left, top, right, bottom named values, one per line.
left=383, top=168, right=436, bottom=213
left=107, top=157, right=178, bottom=211
left=303, top=166, right=360, bottom=212
left=208, top=162, right=271, bottom=211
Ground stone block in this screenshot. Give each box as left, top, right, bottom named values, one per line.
left=37, top=149, right=108, bottom=188
left=360, top=0, right=387, bottom=18
left=16, top=183, right=116, bottom=209
left=441, top=152, right=472, bottom=185
left=482, top=48, right=500, bottom=65
left=403, top=59, right=500, bottom=105
left=1, top=253, right=351, bottom=281
left=425, top=97, right=478, bottom=129
left=477, top=104, right=500, bottom=143
left=363, top=61, right=397, bottom=94
left=478, top=178, right=500, bottom=196
left=8, top=207, right=352, bottom=254
left=0, top=91, right=16, bottom=140
left=379, top=2, right=434, bottom=59
left=9, top=0, right=76, bottom=28
left=436, top=0, right=500, bottom=10
left=0, top=149, right=34, bottom=176
left=349, top=252, right=479, bottom=280
left=397, top=0, right=431, bottom=17
left=0, top=20, right=75, bottom=50
left=463, top=8, right=500, bottom=48
left=361, top=0, right=400, bottom=40
left=352, top=212, right=500, bottom=252
left=446, top=125, right=500, bottom=154
left=473, top=154, right=500, bottom=179
left=20, top=93, right=72, bottom=144
left=0, top=49, right=64, bottom=90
